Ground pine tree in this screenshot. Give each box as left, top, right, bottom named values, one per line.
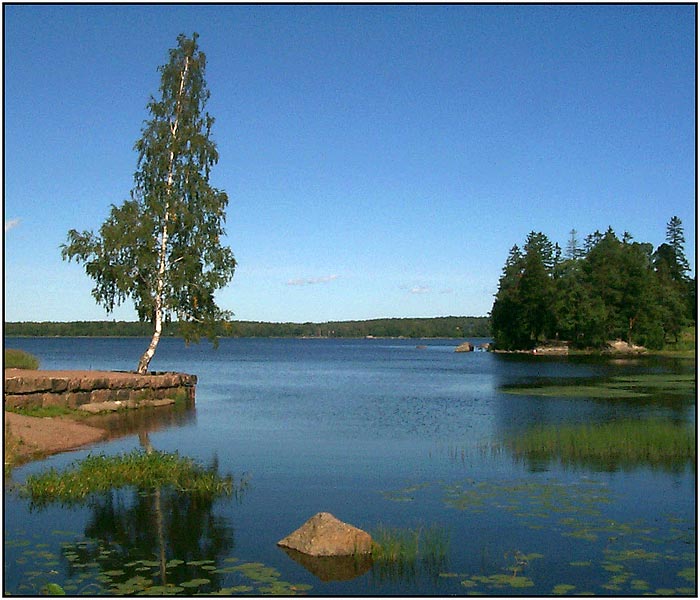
left=62, top=34, right=235, bottom=373
left=491, top=245, right=528, bottom=349
left=653, top=217, right=693, bottom=340
left=491, top=234, right=559, bottom=349
left=664, top=216, right=690, bottom=282
left=566, top=229, right=584, bottom=261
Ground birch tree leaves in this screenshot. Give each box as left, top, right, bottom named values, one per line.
left=62, top=33, right=235, bottom=373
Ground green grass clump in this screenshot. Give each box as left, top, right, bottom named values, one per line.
left=4, top=348, right=40, bottom=369
left=372, top=526, right=420, bottom=564
left=508, top=419, right=695, bottom=470
left=23, top=450, right=238, bottom=506
left=371, top=524, right=449, bottom=580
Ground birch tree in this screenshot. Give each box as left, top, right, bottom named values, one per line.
left=62, top=33, right=235, bottom=373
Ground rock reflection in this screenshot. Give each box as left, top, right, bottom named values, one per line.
left=81, top=401, right=196, bottom=441
left=279, top=547, right=372, bottom=582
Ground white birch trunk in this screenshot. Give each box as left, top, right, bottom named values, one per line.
left=137, top=56, right=191, bottom=374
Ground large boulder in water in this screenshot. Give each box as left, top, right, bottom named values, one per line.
left=455, top=341, right=474, bottom=352
left=277, top=512, right=373, bottom=557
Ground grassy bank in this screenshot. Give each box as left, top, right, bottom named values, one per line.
left=4, top=348, right=40, bottom=369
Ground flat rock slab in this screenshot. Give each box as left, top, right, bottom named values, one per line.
left=78, top=398, right=176, bottom=413
left=4, top=369, right=197, bottom=394
left=277, top=512, right=373, bottom=557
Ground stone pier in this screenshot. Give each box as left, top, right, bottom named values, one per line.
left=4, top=369, right=196, bottom=412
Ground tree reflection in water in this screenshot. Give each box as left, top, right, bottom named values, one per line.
left=58, top=432, right=241, bottom=594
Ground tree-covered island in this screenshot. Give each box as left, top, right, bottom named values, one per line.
left=491, top=217, right=695, bottom=351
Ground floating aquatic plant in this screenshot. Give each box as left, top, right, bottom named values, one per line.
left=502, top=372, right=696, bottom=399
left=6, top=530, right=314, bottom=596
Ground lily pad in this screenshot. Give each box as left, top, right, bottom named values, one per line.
left=180, top=578, right=211, bottom=588
left=144, top=584, right=184, bottom=595
left=103, top=569, right=126, bottom=577
left=165, top=559, right=184, bottom=568
left=42, top=583, right=66, bottom=595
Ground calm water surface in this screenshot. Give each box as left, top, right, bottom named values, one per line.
left=4, top=337, right=696, bottom=596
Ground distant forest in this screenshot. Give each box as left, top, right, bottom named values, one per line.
left=4, top=316, right=491, bottom=339
left=491, top=217, right=695, bottom=350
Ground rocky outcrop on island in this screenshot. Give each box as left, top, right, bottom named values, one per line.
left=604, top=340, right=647, bottom=354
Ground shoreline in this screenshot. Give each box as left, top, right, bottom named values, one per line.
left=4, top=368, right=197, bottom=472
left=5, top=410, right=108, bottom=469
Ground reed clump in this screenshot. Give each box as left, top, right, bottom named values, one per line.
left=370, top=524, right=449, bottom=581
left=4, top=348, right=40, bottom=370
left=23, top=450, right=238, bottom=506
left=508, top=419, right=695, bottom=470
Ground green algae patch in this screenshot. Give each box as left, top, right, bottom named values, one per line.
left=502, top=372, right=695, bottom=399
left=608, top=373, right=696, bottom=394
left=502, top=383, right=641, bottom=399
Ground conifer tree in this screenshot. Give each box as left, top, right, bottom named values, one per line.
left=62, top=33, right=235, bottom=373
left=664, top=216, right=690, bottom=282
left=653, top=216, right=693, bottom=340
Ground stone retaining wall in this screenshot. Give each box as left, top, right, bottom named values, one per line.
left=4, top=369, right=197, bottom=412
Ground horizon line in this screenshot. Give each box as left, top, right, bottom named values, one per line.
left=4, top=315, right=490, bottom=326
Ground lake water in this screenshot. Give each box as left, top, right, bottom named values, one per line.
left=4, top=337, right=696, bottom=596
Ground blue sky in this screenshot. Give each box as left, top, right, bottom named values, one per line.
left=4, top=4, right=696, bottom=323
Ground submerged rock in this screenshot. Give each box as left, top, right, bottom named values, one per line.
left=277, top=512, right=373, bottom=557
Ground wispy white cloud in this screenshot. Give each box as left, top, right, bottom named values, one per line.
left=409, top=285, right=431, bottom=294
left=5, top=218, right=20, bottom=233
left=287, top=274, right=340, bottom=287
